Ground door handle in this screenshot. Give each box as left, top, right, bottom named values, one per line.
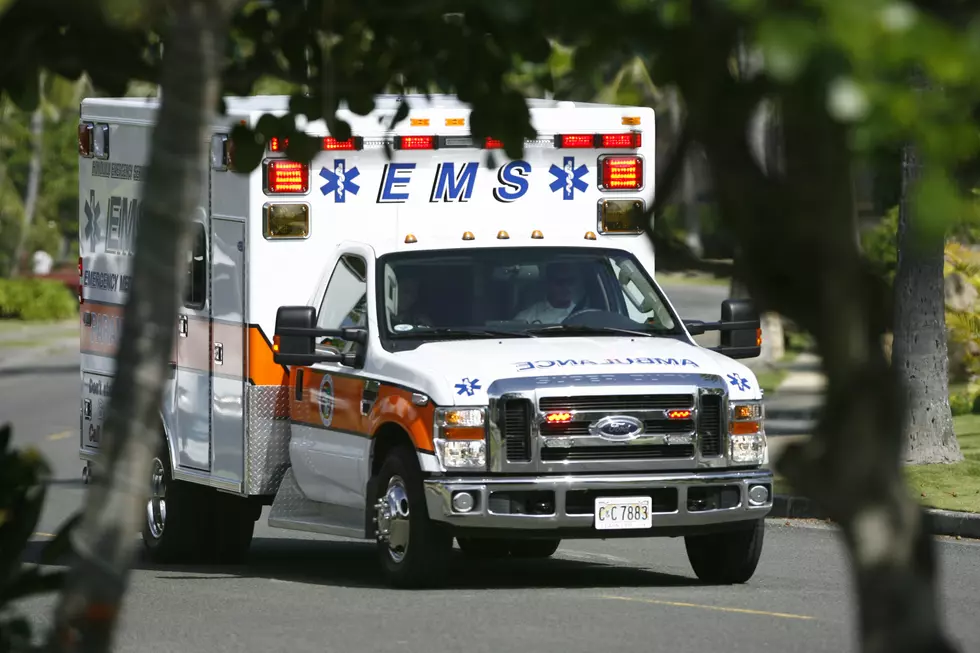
left=178, top=314, right=188, bottom=337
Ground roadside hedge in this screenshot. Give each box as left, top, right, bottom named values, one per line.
left=0, top=278, right=77, bottom=321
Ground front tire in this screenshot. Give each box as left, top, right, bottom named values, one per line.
left=684, top=519, right=765, bottom=584
left=374, top=446, right=453, bottom=588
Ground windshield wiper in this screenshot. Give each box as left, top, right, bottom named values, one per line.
left=525, top=324, right=655, bottom=337
left=397, top=327, right=536, bottom=339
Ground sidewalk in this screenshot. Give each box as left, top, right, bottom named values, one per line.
left=0, top=318, right=79, bottom=370
left=762, top=351, right=824, bottom=436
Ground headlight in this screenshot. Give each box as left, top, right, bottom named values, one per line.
left=729, top=401, right=766, bottom=465
left=433, top=407, right=487, bottom=470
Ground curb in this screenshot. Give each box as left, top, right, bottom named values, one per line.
left=770, top=495, right=980, bottom=540
left=0, top=337, right=78, bottom=372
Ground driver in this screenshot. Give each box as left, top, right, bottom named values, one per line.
left=513, top=261, right=581, bottom=324
left=390, top=276, right=433, bottom=327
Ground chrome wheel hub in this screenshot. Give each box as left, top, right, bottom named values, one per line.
left=375, top=475, right=411, bottom=563
left=146, top=457, right=167, bottom=539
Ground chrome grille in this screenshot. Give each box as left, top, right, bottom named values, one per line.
left=540, top=445, right=695, bottom=462
left=501, top=398, right=532, bottom=462
left=538, top=394, right=695, bottom=412
left=698, top=394, right=723, bottom=457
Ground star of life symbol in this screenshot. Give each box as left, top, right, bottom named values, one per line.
left=83, top=189, right=101, bottom=251
left=319, top=159, right=360, bottom=203
left=549, top=156, right=589, bottom=200
left=727, top=372, right=751, bottom=391
left=455, top=377, right=482, bottom=397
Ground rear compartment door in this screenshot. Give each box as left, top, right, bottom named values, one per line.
left=209, top=217, right=246, bottom=488
left=174, top=218, right=212, bottom=471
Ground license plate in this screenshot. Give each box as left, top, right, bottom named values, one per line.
left=594, top=496, right=653, bottom=530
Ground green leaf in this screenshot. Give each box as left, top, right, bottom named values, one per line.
left=0, top=482, right=46, bottom=591
left=0, top=567, right=66, bottom=603
left=229, top=124, right=265, bottom=173
left=39, top=511, right=81, bottom=566
left=284, top=132, right=320, bottom=164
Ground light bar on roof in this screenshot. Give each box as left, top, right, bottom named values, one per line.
left=269, top=136, right=364, bottom=152
left=555, top=133, right=642, bottom=149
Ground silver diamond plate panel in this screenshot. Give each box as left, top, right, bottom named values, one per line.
left=245, top=385, right=292, bottom=495
left=268, top=468, right=323, bottom=522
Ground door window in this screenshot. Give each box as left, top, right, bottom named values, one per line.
left=317, top=254, right=368, bottom=351
left=184, top=222, right=207, bottom=310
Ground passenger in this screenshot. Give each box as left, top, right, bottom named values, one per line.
left=391, top=276, right=433, bottom=327
left=514, top=262, right=581, bottom=324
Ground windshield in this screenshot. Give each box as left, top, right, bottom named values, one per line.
left=375, top=246, right=682, bottom=342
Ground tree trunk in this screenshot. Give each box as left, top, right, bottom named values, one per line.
left=10, top=76, right=45, bottom=279
left=891, top=142, right=962, bottom=464
left=676, top=13, right=958, bottom=649
left=44, top=1, right=238, bottom=651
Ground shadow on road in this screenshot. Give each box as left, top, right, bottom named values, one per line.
left=0, top=364, right=79, bottom=378
left=23, top=536, right=700, bottom=591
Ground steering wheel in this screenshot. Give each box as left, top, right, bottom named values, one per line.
left=561, top=308, right=606, bottom=324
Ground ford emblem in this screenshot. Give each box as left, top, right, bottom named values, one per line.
left=592, top=415, right=644, bottom=441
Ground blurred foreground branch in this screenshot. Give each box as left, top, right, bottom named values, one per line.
left=42, top=1, right=240, bottom=651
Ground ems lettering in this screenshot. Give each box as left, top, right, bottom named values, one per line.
left=377, top=163, right=416, bottom=203
left=106, top=195, right=141, bottom=256
left=493, top=161, right=531, bottom=203
left=430, top=162, right=478, bottom=202
left=514, top=357, right=701, bottom=372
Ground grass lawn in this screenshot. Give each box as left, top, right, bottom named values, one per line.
left=756, top=368, right=788, bottom=393
left=773, top=414, right=980, bottom=513
left=656, top=271, right=730, bottom=287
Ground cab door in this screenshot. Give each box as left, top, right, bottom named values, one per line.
left=287, top=251, right=372, bottom=532
left=174, top=219, right=212, bottom=471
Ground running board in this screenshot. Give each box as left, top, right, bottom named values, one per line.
left=267, top=468, right=367, bottom=540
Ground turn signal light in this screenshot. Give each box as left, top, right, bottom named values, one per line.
left=272, top=335, right=281, bottom=353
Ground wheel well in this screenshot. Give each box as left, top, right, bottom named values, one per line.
left=371, top=423, right=415, bottom=477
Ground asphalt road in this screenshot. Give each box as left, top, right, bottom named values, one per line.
left=3, top=286, right=979, bottom=653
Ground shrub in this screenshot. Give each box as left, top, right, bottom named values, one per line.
left=0, top=278, right=77, bottom=321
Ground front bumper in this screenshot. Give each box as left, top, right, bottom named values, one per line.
left=423, top=468, right=773, bottom=533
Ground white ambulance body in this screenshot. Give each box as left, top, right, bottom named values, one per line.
left=78, top=94, right=773, bottom=587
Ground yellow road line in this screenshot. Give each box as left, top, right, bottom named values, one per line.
left=596, top=594, right=816, bottom=621
left=46, top=431, right=71, bottom=441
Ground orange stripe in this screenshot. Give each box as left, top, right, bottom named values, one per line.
left=293, top=368, right=435, bottom=452
left=248, top=326, right=288, bottom=386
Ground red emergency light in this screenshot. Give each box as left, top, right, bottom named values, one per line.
left=269, top=136, right=363, bottom=152
left=484, top=137, right=505, bottom=149
left=264, top=160, right=309, bottom=194
left=395, top=135, right=436, bottom=150
left=78, top=122, right=94, bottom=157
left=323, top=136, right=363, bottom=151
left=599, top=155, right=643, bottom=190
left=555, top=133, right=642, bottom=149
left=544, top=412, right=573, bottom=424
left=667, top=409, right=692, bottom=420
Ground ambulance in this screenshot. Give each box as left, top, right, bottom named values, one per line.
left=78, top=94, right=773, bottom=588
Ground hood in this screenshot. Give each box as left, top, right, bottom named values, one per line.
left=386, top=335, right=761, bottom=404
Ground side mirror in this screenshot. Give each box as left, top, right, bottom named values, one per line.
left=718, top=298, right=761, bottom=359
left=682, top=299, right=762, bottom=359
left=272, top=305, right=368, bottom=367
left=275, top=306, right=317, bottom=357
